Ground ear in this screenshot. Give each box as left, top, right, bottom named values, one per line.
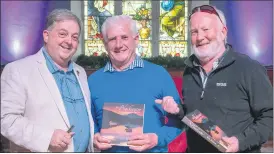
left=43, top=30, right=49, bottom=43
left=221, top=26, right=228, bottom=40
left=134, top=35, right=139, bottom=45
left=102, top=39, right=107, bottom=48
left=102, top=39, right=110, bottom=54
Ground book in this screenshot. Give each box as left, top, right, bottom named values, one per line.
left=100, top=102, right=145, bottom=146
left=182, top=109, right=229, bottom=152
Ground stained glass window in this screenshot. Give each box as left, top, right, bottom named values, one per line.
left=122, top=0, right=152, bottom=57
left=84, top=0, right=114, bottom=56
left=159, top=0, right=188, bottom=57
left=83, top=0, right=188, bottom=57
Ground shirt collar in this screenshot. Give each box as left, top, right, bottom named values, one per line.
left=42, top=46, right=74, bottom=73
left=104, top=56, right=144, bottom=72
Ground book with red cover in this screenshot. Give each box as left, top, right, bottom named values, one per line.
left=182, top=109, right=229, bottom=152
left=100, top=103, right=145, bottom=146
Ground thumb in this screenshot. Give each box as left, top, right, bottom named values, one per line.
left=222, top=136, right=229, bottom=142
left=155, top=99, right=163, bottom=104
left=69, top=132, right=75, bottom=137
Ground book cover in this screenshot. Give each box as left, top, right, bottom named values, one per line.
left=182, top=109, right=229, bottom=152
left=100, top=103, right=145, bottom=146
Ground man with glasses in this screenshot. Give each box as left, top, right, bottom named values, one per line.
left=1, top=9, right=94, bottom=152
left=156, top=5, right=273, bottom=152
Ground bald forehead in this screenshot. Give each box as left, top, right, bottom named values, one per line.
left=190, top=12, right=220, bottom=29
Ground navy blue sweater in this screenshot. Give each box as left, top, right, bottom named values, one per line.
left=88, top=60, right=183, bottom=152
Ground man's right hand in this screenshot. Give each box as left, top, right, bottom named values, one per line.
left=155, top=96, right=180, bottom=114
left=48, top=129, right=74, bottom=152
left=93, top=133, right=112, bottom=150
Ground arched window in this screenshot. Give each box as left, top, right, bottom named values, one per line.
left=84, top=0, right=188, bottom=57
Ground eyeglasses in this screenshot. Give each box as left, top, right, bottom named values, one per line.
left=189, top=5, right=223, bottom=24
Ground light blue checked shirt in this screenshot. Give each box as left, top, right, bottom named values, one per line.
left=103, top=56, right=144, bottom=72
left=42, top=47, right=90, bottom=152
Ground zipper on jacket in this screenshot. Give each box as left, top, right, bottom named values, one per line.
left=200, top=75, right=208, bottom=100
left=201, top=89, right=205, bottom=99
left=193, top=67, right=208, bottom=100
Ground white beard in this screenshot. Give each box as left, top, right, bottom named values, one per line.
left=192, top=33, right=224, bottom=63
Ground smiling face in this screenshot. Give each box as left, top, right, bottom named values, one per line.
left=190, top=12, right=227, bottom=63
left=43, top=19, right=80, bottom=67
left=103, top=20, right=138, bottom=70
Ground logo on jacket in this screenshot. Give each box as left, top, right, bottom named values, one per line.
left=216, top=82, right=227, bottom=87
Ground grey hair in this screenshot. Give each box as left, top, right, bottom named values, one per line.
left=46, top=9, right=82, bottom=33
left=101, top=15, right=138, bottom=41
left=215, top=8, right=227, bottom=43
left=188, top=5, right=228, bottom=44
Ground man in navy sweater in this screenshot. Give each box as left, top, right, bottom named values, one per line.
left=156, top=5, right=273, bottom=153
left=87, top=15, right=183, bottom=152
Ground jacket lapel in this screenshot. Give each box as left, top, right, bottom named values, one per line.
left=35, top=50, right=70, bottom=128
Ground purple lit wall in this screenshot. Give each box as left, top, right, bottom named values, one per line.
left=1, top=1, right=70, bottom=65
left=210, top=0, right=273, bottom=66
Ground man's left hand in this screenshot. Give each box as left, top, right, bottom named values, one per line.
left=222, top=136, right=239, bottom=152
left=127, top=133, right=158, bottom=152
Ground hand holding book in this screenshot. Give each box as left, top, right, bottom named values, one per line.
left=156, top=98, right=240, bottom=152
left=127, top=133, right=158, bottom=152
left=222, top=136, right=239, bottom=152
left=93, top=133, right=112, bottom=150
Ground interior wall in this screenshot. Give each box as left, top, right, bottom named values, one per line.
left=1, top=0, right=71, bottom=64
